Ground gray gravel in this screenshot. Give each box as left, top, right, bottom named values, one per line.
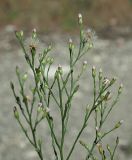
left=0, top=28, right=132, bottom=160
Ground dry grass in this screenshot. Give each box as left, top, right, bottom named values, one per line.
left=0, top=0, right=132, bottom=31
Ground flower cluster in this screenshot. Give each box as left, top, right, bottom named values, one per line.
left=11, top=14, right=123, bottom=160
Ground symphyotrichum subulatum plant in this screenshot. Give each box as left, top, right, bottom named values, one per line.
left=11, top=14, right=123, bottom=160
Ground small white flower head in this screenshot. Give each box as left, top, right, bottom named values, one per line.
left=120, top=120, right=124, bottom=124
left=58, top=64, right=62, bottom=69
left=45, top=107, right=50, bottom=113
left=24, top=35, right=43, bottom=55
left=69, top=38, right=74, bottom=50
left=92, top=66, right=96, bottom=77
left=99, top=68, right=102, bottom=74
left=95, top=126, right=99, bottom=131
left=83, top=61, right=88, bottom=65
left=78, top=13, right=83, bottom=24
left=20, top=30, right=24, bottom=37
left=103, top=77, right=110, bottom=86
left=38, top=102, right=43, bottom=107
left=84, top=28, right=97, bottom=45
left=69, top=38, right=73, bottom=44
left=25, top=95, right=31, bottom=102
left=78, top=13, right=82, bottom=19
left=33, top=28, right=37, bottom=33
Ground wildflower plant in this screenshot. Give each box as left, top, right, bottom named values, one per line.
left=11, top=14, right=123, bottom=160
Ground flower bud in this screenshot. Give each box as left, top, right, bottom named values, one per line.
left=104, top=91, right=111, bottom=101
left=83, top=61, right=88, bottom=69
left=32, top=28, right=37, bottom=39
left=15, top=31, right=23, bottom=40
left=88, top=43, right=93, bottom=49
left=114, top=120, right=124, bottom=128
left=99, top=68, right=103, bottom=80
left=83, top=61, right=88, bottom=66
left=110, top=77, right=116, bottom=86
left=107, top=144, right=111, bottom=152
left=92, top=66, right=96, bottom=78
left=69, top=38, right=74, bottom=50
left=45, top=107, right=50, bottom=113
left=37, top=105, right=43, bottom=114
left=58, top=64, right=63, bottom=74
left=47, top=45, right=52, bottom=52
left=95, top=126, right=99, bottom=132
left=13, top=106, right=19, bottom=119
left=78, top=13, right=83, bottom=24
left=20, top=30, right=24, bottom=37
left=49, top=58, right=54, bottom=64
left=22, top=73, right=28, bottom=81
left=103, top=77, right=110, bottom=86
left=116, top=136, right=119, bottom=145
left=10, top=82, right=14, bottom=90
left=26, top=95, right=31, bottom=102
left=97, top=143, right=103, bottom=155
left=118, top=84, right=123, bottom=94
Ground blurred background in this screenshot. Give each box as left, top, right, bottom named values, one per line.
left=0, top=0, right=132, bottom=35
left=0, top=0, right=132, bottom=160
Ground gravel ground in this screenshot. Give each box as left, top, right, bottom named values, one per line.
left=0, top=28, right=132, bottom=160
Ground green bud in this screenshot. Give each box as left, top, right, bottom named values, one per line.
left=10, top=82, right=14, bottom=90
left=49, top=58, right=54, bottom=64
left=16, top=66, right=19, bottom=75
left=118, top=84, right=123, bottom=94
left=30, top=45, right=36, bottom=57
left=69, top=38, right=74, bottom=50
left=97, top=132, right=102, bottom=138
left=15, top=31, right=23, bottom=40
left=104, top=91, right=111, bottom=101
left=99, top=68, right=103, bottom=80
left=97, top=143, right=103, bottom=155
left=58, top=64, right=63, bottom=75
left=37, top=103, right=43, bottom=114
left=20, top=30, right=24, bottom=37
left=88, top=43, right=93, bottom=49
left=47, top=45, right=52, bottom=52
left=13, top=106, right=19, bottom=119
left=32, top=28, right=37, bottom=39
left=46, top=57, right=51, bottom=64
left=116, top=136, right=119, bottom=145
left=110, top=77, right=116, bottom=86
left=22, top=73, right=28, bottom=81
left=107, top=144, right=111, bottom=152
left=92, top=66, right=96, bottom=78
left=23, top=96, right=28, bottom=104
left=114, top=120, right=123, bottom=128
left=83, top=61, right=88, bottom=69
